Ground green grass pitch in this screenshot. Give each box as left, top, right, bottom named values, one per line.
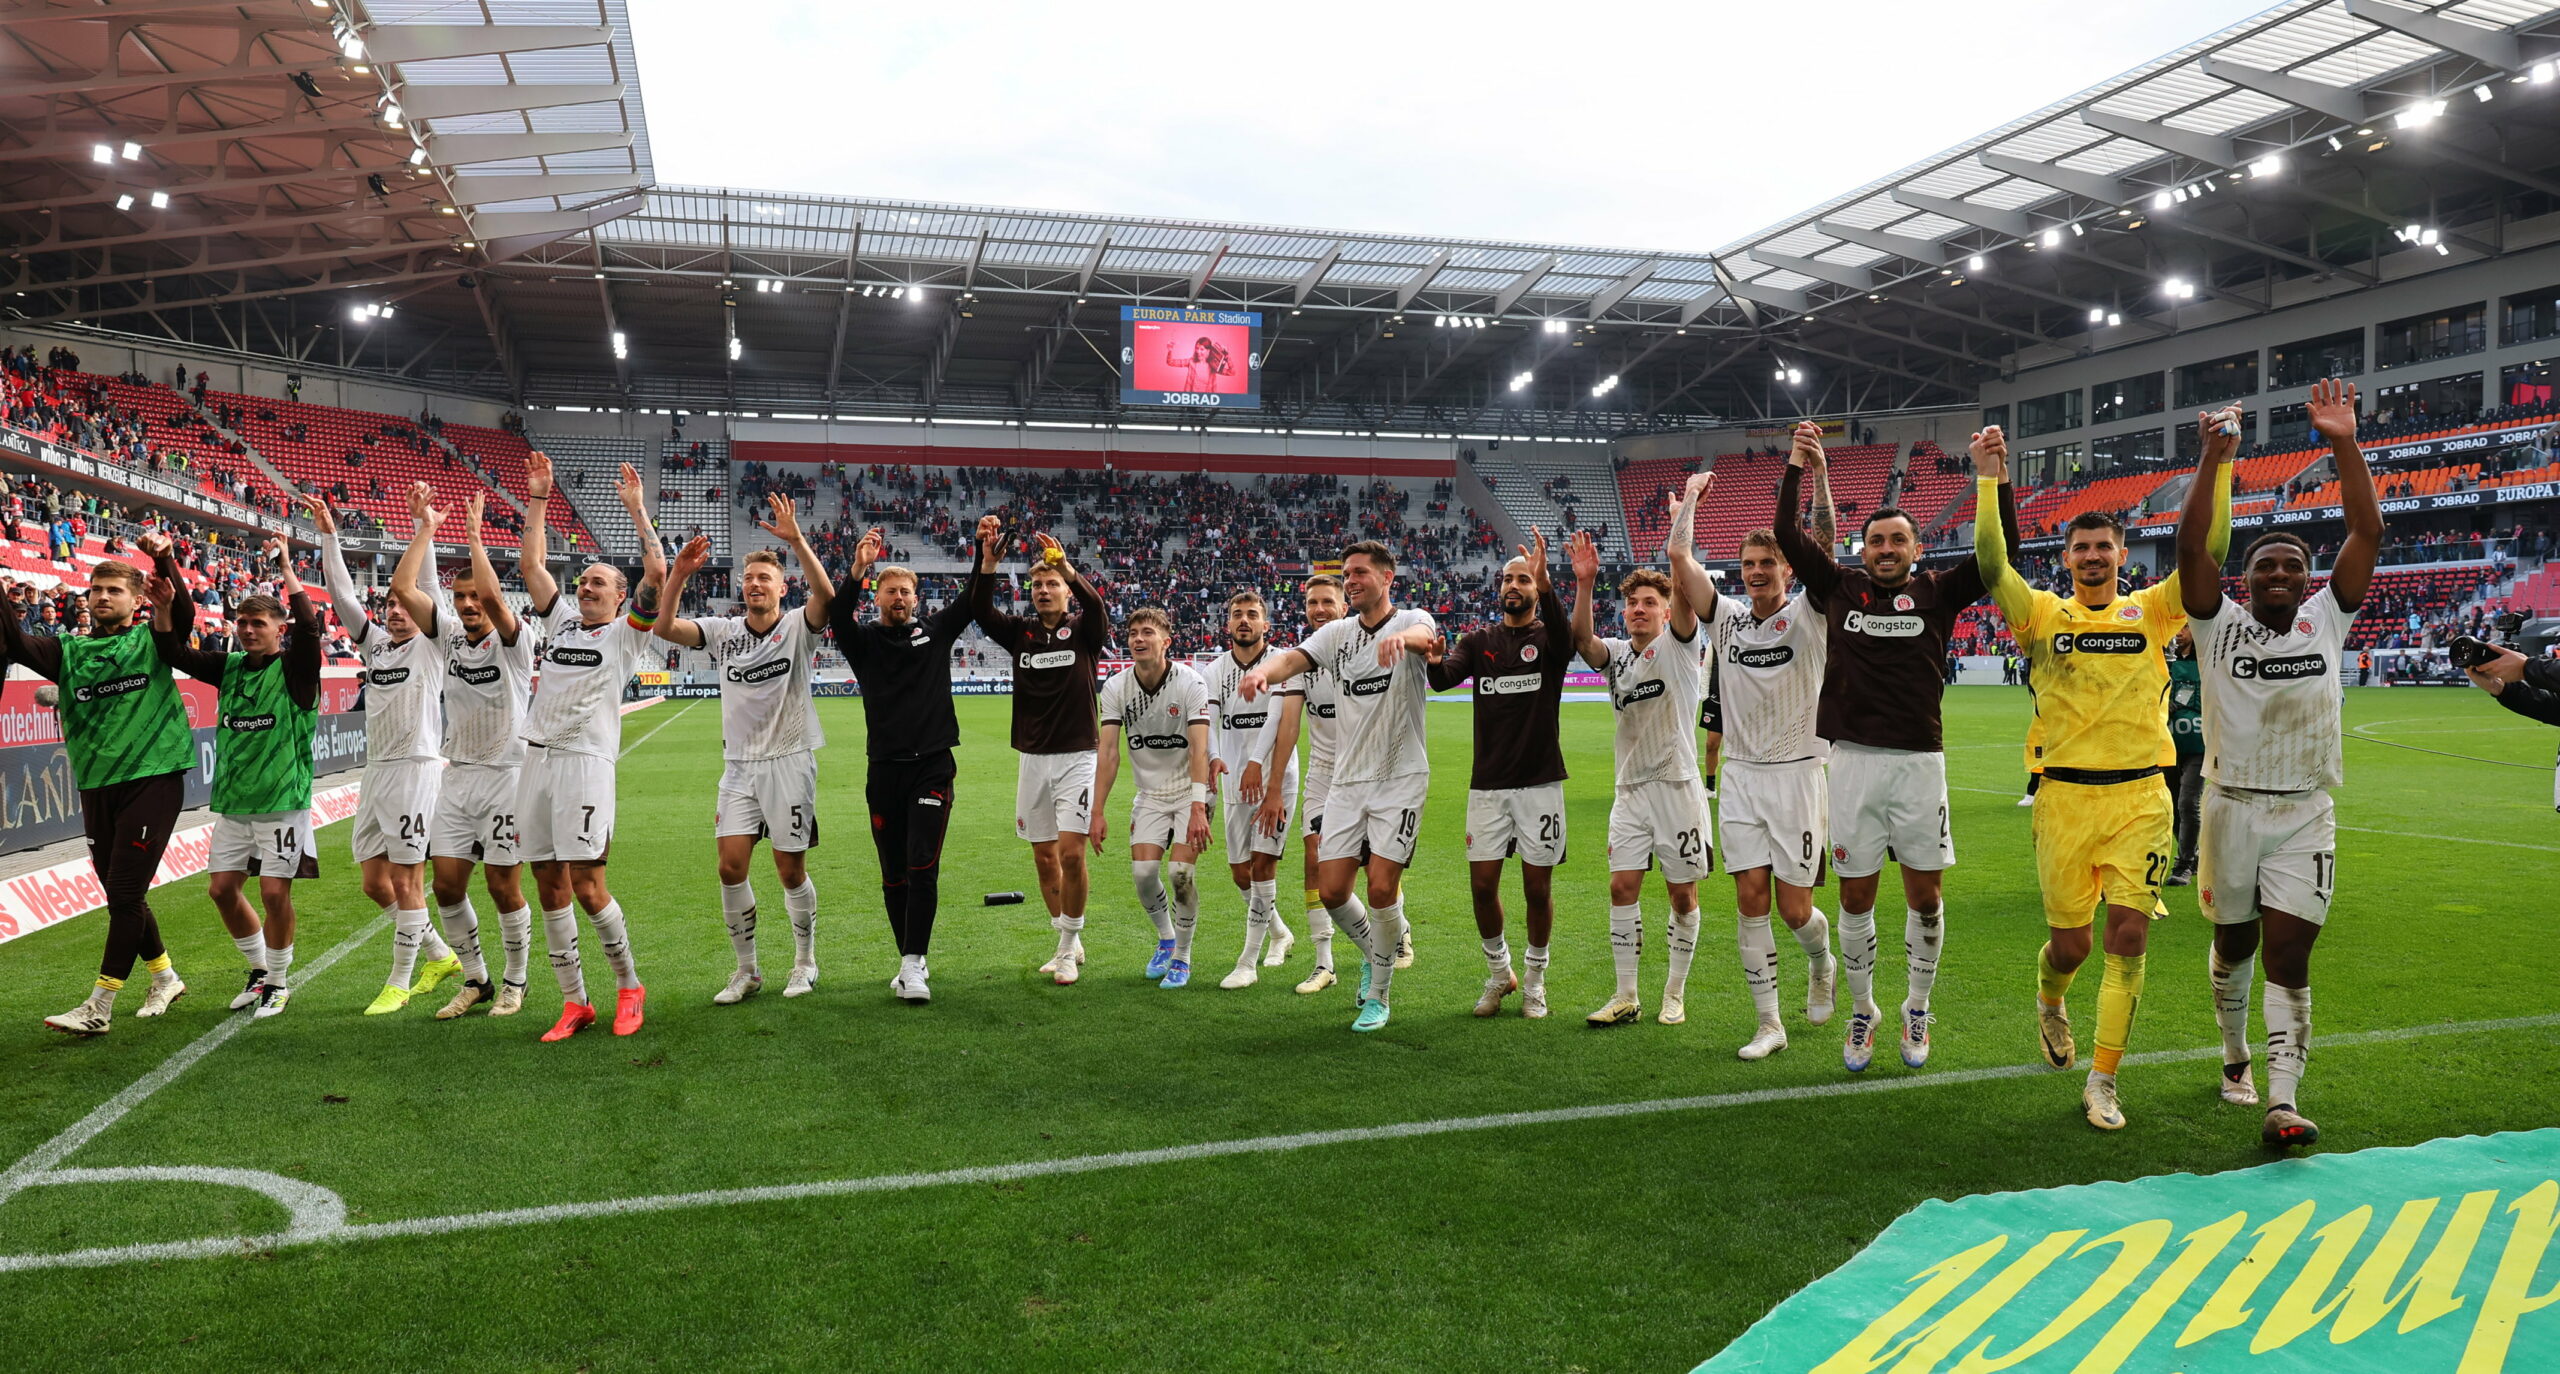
left=0, top=687, right=2552, bottom=1371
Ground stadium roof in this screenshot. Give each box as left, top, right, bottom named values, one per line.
left=15, top=1, right=2560, bottom=438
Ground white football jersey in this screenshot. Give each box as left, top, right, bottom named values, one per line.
left=1602, top=626, right=1705, bottom=785
left=2195, top=586, right=2357, bottom=791
left=441, top=614, right=538, bottom=768
left=1294, top=657, right=1341, bottom=777
left=351, top=613, right=448, bottom=763
left=1206, top=645, right=1300, bottom=786
left=695, top=612, right=825, bottom=761
left=1297, top=608, right=1436, bottom=784
left=1711, top=589, right=1830, bottom=765
left=521, top=598, right=658, bottom=760
left=1100, top=661, right=1211, bottom=799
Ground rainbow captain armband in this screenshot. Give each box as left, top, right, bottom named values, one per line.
left=625, top=608, right=658, bottom=630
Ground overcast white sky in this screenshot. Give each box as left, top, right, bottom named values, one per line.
left=625, top=0, right=2275, bottom=252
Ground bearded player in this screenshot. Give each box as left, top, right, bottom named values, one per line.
left=1237, top=541, right=1436, bottom=1033
left=1092, top=607, right=1215, bottom=986
left=2184, top=377, right=2379, bottom=1148
left=1205, top=591, right=1299, bottom=988
left=1424, top=530, right=1571, bottom=1018
left=419, top=491, right=540, bottom=1018
left=1977, top=418, right=2229, bottom=1131
left=651, top=491, right=836, bottom=1004
left=1252, top=574, right=1349, bottom=994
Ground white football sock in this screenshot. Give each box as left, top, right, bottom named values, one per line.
left=420, top=920, right=454, bottom=964
left=388, top=906, right=429, bottom=988
left=1326, top=896, right=1371, bottom=972
left=1792, top=908, right=1834, bottom=969
left=2266, top=983, right=2312, bottom=1108
left=1243, top=879, right=1280, bottom=964
left=542, top=906, right=586, bottom=1003
left=1904, top=905, right=1943, bottom=1010
left=232, top=932, right=267, bottom=971
left=1258, top=881, right=1290, bottom=950
left=1308, top=899, right=1336, bottom=971
left=1481, top=934, right=1512, bottom=976
left=1838, top=907, right=1878, bottom=1014
left=436, top=898, right=488, bottom=983
left=1608, top=903, right=1642, bottom=998
left=588, top=900, right=641, bottom=990
left=1522, top=943, right=1550, bottom=991
left=2210, top=944, right=2255, bottom=1065
left=265, top=940, right=295, bottom=988
left=1167, top=862, right=1200, bottom=962
left=1736, top=913, right=1780, bottom=1020
left=783, top=880, right=818, bottom=968
left=1132, top=860, right=1172, bottom=939
left=1051, top=912, right=1085, bottom=958
left=719, top=881, right=760, bottom=975
left=1664, top=904, right=1701, bottom=1004
left=496, top=905, right=532, bottom=986
left=1366, top=900, right=1407, bottom=1006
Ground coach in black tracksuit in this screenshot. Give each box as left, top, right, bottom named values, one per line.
left=829, top=515, right=1000, bottom=1001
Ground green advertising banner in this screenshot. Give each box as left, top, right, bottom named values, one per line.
left=1698, top=1128, right=2560, bottom=1374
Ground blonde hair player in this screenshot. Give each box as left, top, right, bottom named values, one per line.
left=651, top=490, right=837, bottom=1005
left=1569, top=526, right=1712, bottom=1027
left=1091, top=606, right=1215, bottom=986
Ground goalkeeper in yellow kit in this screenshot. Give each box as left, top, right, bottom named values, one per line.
left=1972, top=417, right=2231, bottom=1131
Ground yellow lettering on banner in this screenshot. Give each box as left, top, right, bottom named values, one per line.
left=1950, top=1220, right=2170, bottom=1374
left=2071, top=1211, right=2247, bottom=1374
left=1885, top=1230, right=2087, bottom=1373
left=1810, top=1236, right=2011, bottom=1374
left=2459, top=1179, right=2560, bottom=1373
left=2252, top=1204, right=2378, bottom=1351
left=2390, top=1190, right=2499, bottom=1338
left=2177, top=1200, right=2317, bottom=1347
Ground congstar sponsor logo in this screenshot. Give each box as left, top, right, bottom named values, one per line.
left=450, top=662, right=503, bottom=686
left=1615, top=679, right=1665, bottom=709
left=368, top=667, right=410, bottom=686
left=1844, top=611, right=1923, bottom=637
left=1481, top=673, right=1544, bottom=695
left=223, top=712, right=278, bottom=733
left=1730, top=645, right=1794, bottom=669
left=1127, top=733, right=1188, bottom=750
left=727, top=659, right=792, bottom=685
left=2054, top=631, right=2147, bottom=655
left=547, top=646, right=604, bottom=668
left=1226, top=711, right=1268, bottom=730
left=1021, top=649, right=1077, bottom=670
left=1345, top=675, right=1391, bottom=697
left=2233, top=653, right=2330, bottom=681
left=72, top=673, right=151, bottom=704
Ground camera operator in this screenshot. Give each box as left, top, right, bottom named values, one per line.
left=2462, top=641, right=2560, bottom=810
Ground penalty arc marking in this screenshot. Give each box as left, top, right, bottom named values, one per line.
left=0, top=1012, right=2554, bottom=1275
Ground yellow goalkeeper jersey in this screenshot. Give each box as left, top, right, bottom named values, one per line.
left=1996, top=578, right=2186, bottom=770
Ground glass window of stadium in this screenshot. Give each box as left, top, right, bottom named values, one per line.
left=2016, top=390, right=2082, bottom=438
left=2266, top=402, right=2314, bottom=448
left=2374, top=372, right=2481, bottom=423
left=2500, top=285, right=2560, bottom=347
left=2021, top=443, right=2084, bottom=486
left=2090, top=372, right=2164, bottom=424
left=2091, top=429, right=2165, bottom=469
left=1982, top=404, right=2010, bottom=431
left=2376, top=303, right=2486, bottom=368
left=2269, top=329, right=2364, bottom=388
left=2174, top=351, right=2258, bottom=408
left=2500, top=358, right=2559, bottom=408
left=2175, top=410, right=2254, bottom=460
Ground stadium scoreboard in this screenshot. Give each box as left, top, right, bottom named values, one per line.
left=1121, top=306, right=1261, bottom=410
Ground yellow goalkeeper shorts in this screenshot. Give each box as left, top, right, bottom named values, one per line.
left=2031, top=772, right=2174, bottom=929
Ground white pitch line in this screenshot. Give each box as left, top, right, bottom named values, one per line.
left=0, top=700, right=700, bottom=1206
left=3, top=1012, right=2554, bottom=1275
left=0, top=911, right=391, bottom=1204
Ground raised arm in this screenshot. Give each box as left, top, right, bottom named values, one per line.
left=1234, top=646, right=1313, bottom=701
left=651, top=537, right=712, bottom=648
left=521, top=449, right=560, bottom=613
left=2176, top=407, right=2241, bottom=620
left=757, top=492, right=835, bottom=630
left=1810, top=447, right=1839, bottom=551
left=2312, top=379, right=2381, bottom=612
left=617, top=462, right=668, bottom=596
left=285, top=580, right=323, bottom=711
left=466, top=492, right=520, bottom=644
left=1567, top=528, right=1608, bottom=670
left=1663, top=471, right=1717, bottom=615
left=1774, top=426, right=1843, bottom=598
left=1971, top=426, right=2035, bottom=627
left=303, top=492, right=371, bottom=640
left=0, top=577, right=63, bottom=680
left=388, top=482, right=444, bottom=636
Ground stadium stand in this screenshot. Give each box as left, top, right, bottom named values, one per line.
left=1465, top=445, right=1627, bottom=559
left=439, top=419, right=598, bottom=552
left=524, top=434, right=649, bottom=559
